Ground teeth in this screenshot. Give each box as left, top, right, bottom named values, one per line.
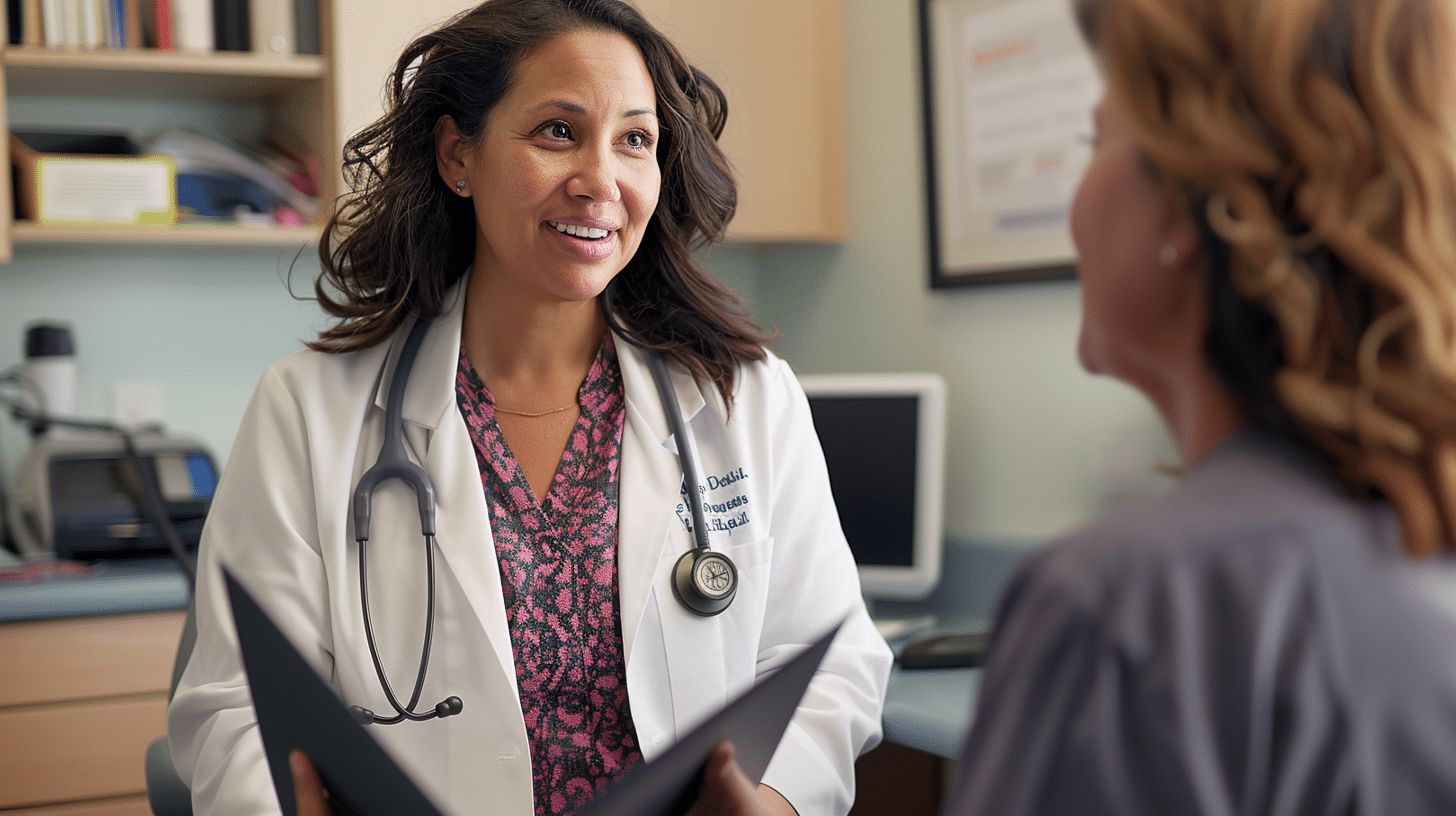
left=550, top=222, right=609, bottom=239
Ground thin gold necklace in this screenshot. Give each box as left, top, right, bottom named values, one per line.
left=494, top=404, right=576, bottom=418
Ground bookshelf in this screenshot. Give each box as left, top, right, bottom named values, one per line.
left=0, top=1, right=338, bottom=263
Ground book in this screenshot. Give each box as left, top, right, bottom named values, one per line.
left=291, top=0, right=314, bottom=54
left=39, top=0, right=59, bottom=45
left=153, top=0, right=170, bottom=49
left=7, top=0, right=21, bottom=45
left=58, top=0, right=80, bottom=45
left=247, top=0, right=290, bottom=58
left=171, top=0, right=209, bottom=51
left=79, top=0, right=101, bottom=48
left=123, top=0, right=138, bottom=46
left=211, top=0, right=246, bottom=51
left=225, top=566, right=840, bottom=816
left=106, top=0, right=123, bottom=47
left=22, top=0, right=40, bottom=45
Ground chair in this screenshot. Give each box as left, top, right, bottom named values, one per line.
left=145, top=598, right=197, bottom=816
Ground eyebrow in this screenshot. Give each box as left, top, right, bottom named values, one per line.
left=540, top=101, right=657, bottom=120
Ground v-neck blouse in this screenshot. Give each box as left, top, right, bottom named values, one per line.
left=454, top=334, right=642, bottom=816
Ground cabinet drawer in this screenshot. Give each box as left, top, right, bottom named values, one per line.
left=7, top=793, right=153, bottom=816
left=0, top=696, right=167, bottom=809
left=0, top=610, right=186, bottom=707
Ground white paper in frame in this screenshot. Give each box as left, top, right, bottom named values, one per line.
left=919, top=0, right=1102, bottom=286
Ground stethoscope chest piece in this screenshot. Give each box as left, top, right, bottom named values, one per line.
left=672, top=547, right=737, bottom=616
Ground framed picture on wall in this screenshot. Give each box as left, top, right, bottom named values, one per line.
left=918, top=0, right=1102, bottom=287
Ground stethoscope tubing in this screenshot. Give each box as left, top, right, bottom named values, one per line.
left=356, top=534, right=442, bottom=723
left=349, top=315, right=733, bottom=724
left=645, top=350, right=712, bottom=553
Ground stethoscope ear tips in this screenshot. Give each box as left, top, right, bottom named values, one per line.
left=436, top=697, right=464, bottom=718
left=349, top=705, right=376, bottom=725
left=671, top=548, right=738, bottom=617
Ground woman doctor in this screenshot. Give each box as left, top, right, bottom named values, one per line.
left=166, top=1, right=891, bottom=814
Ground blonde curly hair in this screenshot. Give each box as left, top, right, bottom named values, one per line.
left=1076, top=0, right=1456, bottom=555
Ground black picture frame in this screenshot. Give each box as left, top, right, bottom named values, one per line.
left=918, top=0, right=1099, bottom=288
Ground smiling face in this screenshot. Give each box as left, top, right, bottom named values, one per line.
left=438, top=29, right=662, bottom=308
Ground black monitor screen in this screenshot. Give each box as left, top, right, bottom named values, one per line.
left=806, top=396, right=920, bottom=567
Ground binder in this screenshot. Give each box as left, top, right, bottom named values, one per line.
left=224, top=567, right=840, bottom=816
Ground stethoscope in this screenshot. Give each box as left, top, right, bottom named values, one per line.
left=347, top=315, right=737, bottom=726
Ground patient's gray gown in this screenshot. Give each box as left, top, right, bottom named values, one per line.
left=945, top=427, right=1456, bottom=816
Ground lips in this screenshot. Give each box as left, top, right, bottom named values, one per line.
left=545, top=220, right=618, bottom=260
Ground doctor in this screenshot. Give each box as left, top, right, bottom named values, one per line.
left=166, top=1, right=891, bottom=815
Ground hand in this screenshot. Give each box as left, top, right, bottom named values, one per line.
left=289, top=750, right=333, bottom=816
left=686, top=742, right=799, bottom=816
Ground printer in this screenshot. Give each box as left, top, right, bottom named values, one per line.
left=9, top=432, right=218, bottom=561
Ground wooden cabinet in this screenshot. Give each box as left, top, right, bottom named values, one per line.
left=0, top=610, right=187, bottom=815
left=335, top=0, right=844, bottom=243
left=0, top=2, right=339, bottom=263
left=632, top=0, right=845, bottom=242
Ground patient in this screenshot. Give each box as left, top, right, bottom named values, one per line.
left=946, top=0, right=1456, bottom=812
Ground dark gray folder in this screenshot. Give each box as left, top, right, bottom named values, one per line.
left=224, top=567, right=840, bottom=816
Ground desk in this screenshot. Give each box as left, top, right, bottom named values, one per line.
left=0, top=558, right=189, bottom=815
left=883, top=665, right=979, bottom=759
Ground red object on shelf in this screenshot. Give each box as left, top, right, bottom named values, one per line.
left=155, top=0, right=173, bottom=49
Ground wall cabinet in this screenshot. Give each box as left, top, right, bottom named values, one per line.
left=335, top=0, right=844, bottom=243
left=632, top=0, right=845, bottom=242
left=0, top=2, right=339, bottom=263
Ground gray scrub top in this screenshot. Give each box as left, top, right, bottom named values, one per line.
left=945, top=427, right=1456, bottom=816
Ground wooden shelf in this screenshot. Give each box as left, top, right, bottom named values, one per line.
left=0, top=15, right=339, bottom=259
left=11, top=220, right=321, bottom=247
left=3, top=47, right=327, bottom=100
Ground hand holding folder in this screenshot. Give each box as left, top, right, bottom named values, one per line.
left=223, top=567, right=840, bottom=816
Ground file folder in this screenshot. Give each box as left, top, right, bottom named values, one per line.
left=224, top=567, right=839, bottom=816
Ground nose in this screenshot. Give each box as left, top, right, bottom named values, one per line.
left=566, top=143, right=621, bottom=203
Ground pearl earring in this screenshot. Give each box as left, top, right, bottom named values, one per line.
left=455, top=179, right=467, bottom=194
left=1158, top=244, right=1178, bottom=266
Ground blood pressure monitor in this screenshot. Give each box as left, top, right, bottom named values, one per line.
left=9, top=432, right=218, bottom=561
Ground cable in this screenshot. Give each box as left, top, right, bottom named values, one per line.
left=119, top=431, right=198, bottom=592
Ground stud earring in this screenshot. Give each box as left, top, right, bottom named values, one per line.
left=455, top=179, right=467, bottom=194
left=1158, top=244, right=1178, bottom=266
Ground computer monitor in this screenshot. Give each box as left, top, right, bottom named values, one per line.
left=798, top=372, right=946, bottom=601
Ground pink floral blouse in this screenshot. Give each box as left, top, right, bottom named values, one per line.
left=454, top=335, right=643, bottom=815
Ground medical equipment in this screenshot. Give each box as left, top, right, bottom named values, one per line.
left=348, top=316, right=738, bottom=726
left=10, top=431, right=217, bottom=563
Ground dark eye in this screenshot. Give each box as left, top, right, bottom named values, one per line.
left=547, top=122, right=572, bottom=140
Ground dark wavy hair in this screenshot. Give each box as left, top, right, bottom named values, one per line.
left=313, top=0, right=766, bottom=404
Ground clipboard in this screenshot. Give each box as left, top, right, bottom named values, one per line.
left=224, top=567, right=841, bottom=816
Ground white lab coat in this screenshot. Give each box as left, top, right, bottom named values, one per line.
left=168, top=283, right=892, bottom=816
